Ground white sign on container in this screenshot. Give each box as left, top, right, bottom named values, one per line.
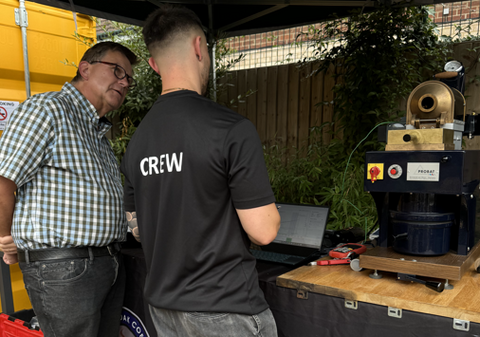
left=0, top=100, right=19, bottom=134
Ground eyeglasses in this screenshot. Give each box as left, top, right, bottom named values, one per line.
left=91, top=60, right=137, bottom=89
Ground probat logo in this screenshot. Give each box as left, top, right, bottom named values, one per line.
left=120, top=307, right=150, bottom=337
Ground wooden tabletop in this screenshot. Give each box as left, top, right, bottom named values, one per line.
left=276, top=258, right=480, bottom=323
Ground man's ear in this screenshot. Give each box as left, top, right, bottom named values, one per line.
left=194, top=36, right=203, bottom=61
left=148, top=57, right=161, bottom=75
left=78, top=61, right=90, bottom=80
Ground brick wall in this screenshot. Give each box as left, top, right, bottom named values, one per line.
left=432, top=1, right=479, bottom=23
left=222, top=1, right=480, bottom=70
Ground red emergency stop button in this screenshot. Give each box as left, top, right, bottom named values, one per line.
left=387, top=164, right=402, bottom=179
left=370, top=166, right=380, bottom=183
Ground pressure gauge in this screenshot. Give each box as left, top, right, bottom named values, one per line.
left=444, top=60, right=462, bottom=72
left=387, top=164, right=402, bottom=179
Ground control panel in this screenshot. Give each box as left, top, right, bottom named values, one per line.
left=364, top=151, right=470, bottom=195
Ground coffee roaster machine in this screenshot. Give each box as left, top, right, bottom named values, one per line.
left=359, top=61, right=480, bottom=291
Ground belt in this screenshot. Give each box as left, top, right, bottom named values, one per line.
left=17, top=243, right=121, bottom=263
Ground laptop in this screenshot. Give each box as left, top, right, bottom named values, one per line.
left=250, top=203, right=329, bottom=266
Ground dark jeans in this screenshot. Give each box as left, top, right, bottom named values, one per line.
left=149, top=306, right=278, bottom=337
left=19, top=253, right=125, bottom=337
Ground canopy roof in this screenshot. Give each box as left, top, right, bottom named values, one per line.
left=27, top=0, right=460, bottom=37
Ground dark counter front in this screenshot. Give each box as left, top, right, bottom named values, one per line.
left=121, top=243, right=157, bottom=337
left=262, top=280, right=480, bottom=337
left=121, top=245, right=480, bottom=337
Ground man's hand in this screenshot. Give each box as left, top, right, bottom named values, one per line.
left=3, top=252, right=18, bottom=265
left=126, top=211, right=140, bottom=242
left=0, top=235, right=17, bottom=254
left=0, top=236, right=18, bottom=265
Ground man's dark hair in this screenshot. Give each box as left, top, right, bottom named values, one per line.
left=142, top=4, right=204, bottom=53
left=72, top=42, right=138, bottom=83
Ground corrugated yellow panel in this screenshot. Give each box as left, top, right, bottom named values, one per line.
left=0, top=263, right=31, bottom=313
left=0, top=0, right=95, bottom=102
left=0, top=0, right=96, bottom=312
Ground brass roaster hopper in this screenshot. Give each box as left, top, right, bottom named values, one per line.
left=386, top=80, right=466, bottom=151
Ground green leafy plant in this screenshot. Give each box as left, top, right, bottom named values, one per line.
left=265, top=5, right=453, bottom=232
left=305, top=5, right=451, bottom=149
left=264, top=131, right=378, bottom=231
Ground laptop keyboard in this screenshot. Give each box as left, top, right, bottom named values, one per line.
left=250, top=249, right=305, bottom=265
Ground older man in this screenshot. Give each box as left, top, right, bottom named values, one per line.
left=0, top=41, right=137, bottom=337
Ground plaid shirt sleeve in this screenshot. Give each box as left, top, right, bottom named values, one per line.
left=0, top=84, right=127, bottom=250
left=0, top=98, right=54, bottom=187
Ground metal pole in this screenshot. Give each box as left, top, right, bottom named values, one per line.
left=212, top=41, right=217, bottom=102
left=15, top=0, right=31, bottom=99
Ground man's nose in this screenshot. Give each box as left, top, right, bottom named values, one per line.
left=119, top=76, right=129, bottom=88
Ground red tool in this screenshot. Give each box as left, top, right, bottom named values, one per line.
left=309, top=259, right=351, bottom=266
left=308, top=243, right=366, bottom=266
left=328, top=243, right=366, bottom=259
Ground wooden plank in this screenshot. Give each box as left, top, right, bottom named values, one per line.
left=467, top=41, right=480, bottom=116
left=287, top=63, right=300, bottom=152
left=322, top=63, right=335, bottom=145
left=358, top=243, right=480, bottom=280
left=298, top=63, right=312, bottom=155
left=216, top=72, right=228, bottom=108
left=454, top=41, right=471, bottom=115
left=236, top=70, right=247, bottom=117
left=276, top=65, right=289, bottom=150
left=245, top=68, right=257, bottom=125
left=310, top=66, right=324, bottom=145
left=463, top=41, right=480, bottom=150
left=333, top=64, right=344, bottom=140
left=266, top=66, right=278, bottom=146
left=226, top=71, right=238, bottom=113
left=256, top=67, right=268, bottom=143
left=277, top=252, right=480, bottom=323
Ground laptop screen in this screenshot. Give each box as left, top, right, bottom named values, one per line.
left=274, top=203, right=329, bottom=249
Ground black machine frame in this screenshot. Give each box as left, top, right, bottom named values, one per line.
left=365, top=150, right=480, bottom=256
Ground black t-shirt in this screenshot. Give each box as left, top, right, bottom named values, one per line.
left=121, top=90, right=275, bottom=315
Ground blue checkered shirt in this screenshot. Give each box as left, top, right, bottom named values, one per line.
left=0, top=83, right=127, bottom=250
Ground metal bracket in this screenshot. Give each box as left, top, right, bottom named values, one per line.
left=388, top=307, right=402, bottom=318
left=296, top=289, right=308, bottom=300
left=344, top=300, right=358, bottom=310
left=0, top=253, right=14, bottom=314
left=14, top=8, right=29, bottom=27
left=453, top=319, right=470, bottom=332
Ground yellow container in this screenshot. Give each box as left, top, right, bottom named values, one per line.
left=0, top=264, right=32, bottom=312
left=0, top=0, right=96, bottom=102
left=0, top=0, right=95, bottom=312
